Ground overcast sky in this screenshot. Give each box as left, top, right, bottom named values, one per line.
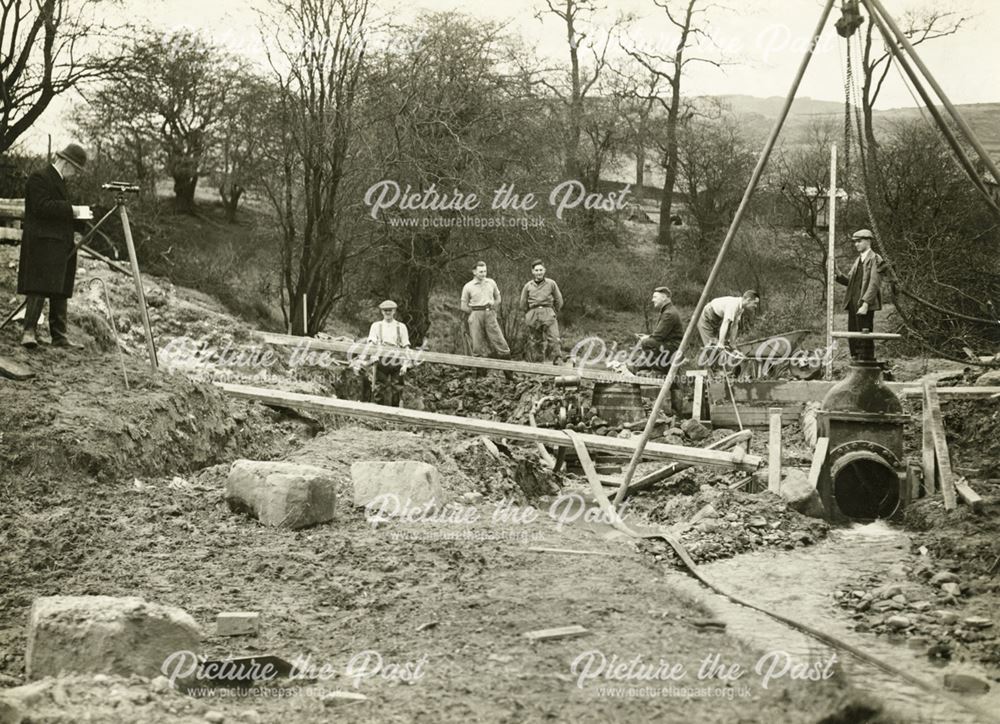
left=22, top=0, right=999, bottom=151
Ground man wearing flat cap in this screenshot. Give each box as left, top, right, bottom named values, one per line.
left=629, top=286, right=685, bottom=411
left=17, top=142, right=89, bottom=349
left=836, top=228, right=884, bottom=360
left=360, top=299, right=410, bottom=406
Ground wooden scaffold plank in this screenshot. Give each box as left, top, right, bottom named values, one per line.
left=217, top=383, right=762, bottom=471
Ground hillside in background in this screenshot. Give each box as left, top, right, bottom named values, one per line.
left=607, top=96, right=1000, bottom=190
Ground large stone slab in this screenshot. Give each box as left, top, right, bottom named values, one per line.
left=25, top=596, right=200, bottom=680
left=351, top=460, right=443, bottom=513
left=225, top=460, right=336, bottom=529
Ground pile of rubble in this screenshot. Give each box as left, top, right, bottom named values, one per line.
left=633, top=486, right=830, bottom=564
left=834, top=565, right=999, bottom=669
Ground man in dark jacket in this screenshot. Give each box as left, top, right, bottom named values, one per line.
left=17, top=143, right=88, bottom=349
left=630, top=285, right=685, bottom=411
left=836, top=228, right=883, bottom=360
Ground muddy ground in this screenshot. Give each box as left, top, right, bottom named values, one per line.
left=2, top=246, right=995, bottom=722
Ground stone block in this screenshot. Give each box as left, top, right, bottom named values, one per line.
left=351, top=461, right=443, bottom=514
left=226, top=460, right=336, bottom=529
left=25, top=596, right=200, bottom=680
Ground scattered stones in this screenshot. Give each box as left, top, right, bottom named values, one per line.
left=149, top=675, right=171, bottom=694
left=872, top=600, right=901, bottom=612
left=216, top=611, right=260, bottom=637
left=962, top=617, right=993, bottom=629
left=204, top=710, right=225, bottom=723
left=886, top=616, right=911, bottom=631
left=943, top=673, right=990, bottom=694
left=225, top=460, right=336, bottom=529
left=929, top=571, right=960, bottom=586
left=941, top=582, right=962, bottom=597
left=25, top=596, right=200, bottom=679
left=680, top=418, right=710, bottom=442
left=909, top=601, right=932, bottom=612
left=874, top=584, right=902, bottom=600
left=935, top=610, right=959, bottom=625
left=351, top=460, right=444, bottom=512
left=746, top=516, right=767, bottom=529
left=777, top=467, right=825, bottom=519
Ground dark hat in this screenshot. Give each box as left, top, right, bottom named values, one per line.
left=851, top=228, right=874, bottom=240
left=653, top=286, right=671, bottom=296
left=378, top=299, right=397, bottom=310
left=56, top=143, right=87, bottom=171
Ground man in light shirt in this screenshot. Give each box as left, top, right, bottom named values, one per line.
left=519, top=259, right=563, bottom=363
left=836, top=228, right=883, bottom=360
left=697, top=290, right=760, bottom=349
left=360, top=299, right=410, bottom=406
left=460, top=261, right=512, bottom=378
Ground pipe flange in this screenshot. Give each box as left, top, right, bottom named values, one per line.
left=828, top=439, right=900, bottom=470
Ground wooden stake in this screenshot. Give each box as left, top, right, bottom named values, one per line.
left=921, top=392, right=936, bottom=496
left=826, top=143, right=837, bottom=381
left=923, top=381, right=957, bottom=510
left=807, top=437, right=830, bottom=491
left=768, top=407, right=782, bottom=492
left=689, top=370, right=707, bottom=422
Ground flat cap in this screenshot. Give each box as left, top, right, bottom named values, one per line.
left=653, top=286, right=671, bottom=295
left=378, top=299, right=397, bottom=310
left=851, top=229, right=874, bottom=240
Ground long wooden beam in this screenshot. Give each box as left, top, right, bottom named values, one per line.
left=709, top=380, right=1000, bottom=403
left=255, top=331, right=668, bottom=387
left=217, top=383, right=761, bottom=471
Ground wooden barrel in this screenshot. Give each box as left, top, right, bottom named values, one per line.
left=591, top=382, right=645, bottom=427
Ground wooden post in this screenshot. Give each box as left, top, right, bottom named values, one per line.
left=921, top=393, right=936, bottom=496
left=302, top=294, right=308, bottom=336
left=807, top=437, right=830, bottom=491
left=688, top=370, right=708, bottom=422
left=826, top=144, right=837, bottom=381
left=923, top=381, right=957, bottom=510
left=119, top=205, right=158, bottom=371
left=768, top=407, right=782, bottom=492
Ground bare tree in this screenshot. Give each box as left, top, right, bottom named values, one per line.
left=0, top=0, right=121, bottom=151
left=620, top=0, right=726, bottom=256
left=856, top=7, right=967, bottom=154
left=259, top=0, right=369, bottom=336
left=535, top=0, right=628, bottom=180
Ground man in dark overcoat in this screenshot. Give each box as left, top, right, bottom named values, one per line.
left=17, top=143, right=87, bottom=349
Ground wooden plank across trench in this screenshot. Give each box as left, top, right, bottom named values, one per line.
left=255, top=331, right=668, bottom=387
left=709, top=380, right=1000, bottom=403
left=217, top=383, right=761, bottom=471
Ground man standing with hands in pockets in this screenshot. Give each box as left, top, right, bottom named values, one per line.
left=460, top=261, right=512, bottom=379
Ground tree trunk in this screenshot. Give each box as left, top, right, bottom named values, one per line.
left=634, top=145, right=645, bottom=205
left=173, top=173, right=198, bottom=213
left=220, top=184, right=244, bottom=223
